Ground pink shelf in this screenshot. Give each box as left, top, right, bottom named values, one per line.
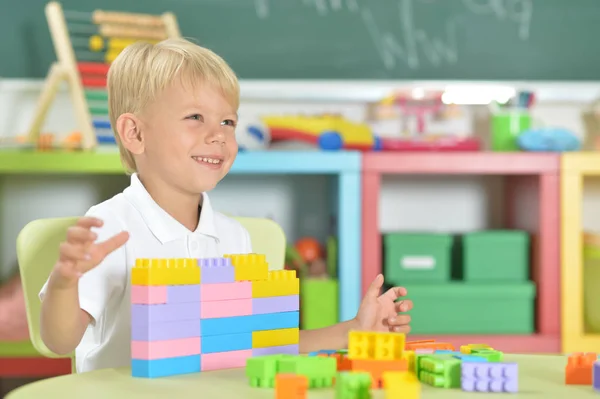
left=362, top=152, right=561, bottom=353
left=409, top=334, right=559, bottom=354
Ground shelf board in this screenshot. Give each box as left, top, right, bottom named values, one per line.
left=562, top=152, right=600, bottom=175
left=409, top=334, right=560, bottom=353
left=363, top=152, right=560, bottom=174
left=0, top=149, right=361, bottom=174
left=0, top=357, right=71, bottom=377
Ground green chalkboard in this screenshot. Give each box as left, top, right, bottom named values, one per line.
left=1, top=0, right=600, bottom=80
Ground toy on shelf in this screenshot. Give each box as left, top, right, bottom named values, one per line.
left=130, top=254, right=300, bottom=378
left=366, top=90, right=480, bottom=152
left=262, top=114, right=381, bottom=151
left=27, top=1, right=180, bottom=150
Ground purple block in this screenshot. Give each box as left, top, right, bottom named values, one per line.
left=594, top=362, right=600, bottom=391
left=131, top=319, right=201, bottom=341
left=461, top=362, right=518, bottom=393
left=198, top=258, right=235, bottom=283
left=167, top=285, right=201, bottom=303
left=132, top=302, right=201, bottom=324
left=461, top=378, right=517, bottom=393
left=252, top=344, right=299, bottom=356
left=252, top=295, right=299, bottom=314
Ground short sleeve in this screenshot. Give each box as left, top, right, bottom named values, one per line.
left=242, top=226, right=253, bottom=253
left=38, top=205, right=128, bottom=324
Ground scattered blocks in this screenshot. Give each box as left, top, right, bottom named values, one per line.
left=383, top=371, right=421, bottom=399
left=335, top=372, right=372, bottom=399
left=276, top=374, right=308, bottom=399
left=130, top=254, right=300, bottom=378
left=565, top=352, right=598, bottom=385
left=594, top=361, right=600, bottom=391
left=461, top=362, right=518, bottom=393
left=418, top=355, right=462, bottom=388
left=246, top=355, right=336, bottom=388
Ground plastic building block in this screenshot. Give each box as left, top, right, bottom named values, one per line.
left=453, top=354, right=488, bottom=362
left=347, top=359, right=407, bottom=388
left=348, top=331, right=405, bottom=361
left=200, top=298, right=252, bottom=319
left=278, top=356, right=337, bottom=388
left=201, top=282, right=251, bottom=301
left=382, top=371, right=421, bottom=399
left=131, top=319, right=200, bottom=341
left=131, top=285, right=167, bottom=304
left=566, top=352, right=598, bottom=385
left=131, top=302, right=201, bottom=324
left=460, top=344, right=492, bottom=354
left=198, top=257, right=235, bottom=283
left=594, top=361, right=600, bottom=391
left=201, top=349, right=252, bottom=371
left=470, top=349, right=503, bottom=362
left=202, top=332, right=252, bottom=353
left=131, top=337, right=200, bottom=359
left=461, top=362, right=518, bottom=393
left=252, top=328, right=299, bottom=348
left=253, top=344, right=299, bottom=356
left=131, top=355, right=201, bottom=378
left=252, top=270, right=300, bottom=297
left=403, top=350, right=416, bottom=372
left=252, top=295, right=300, bottom=314
left=167, top=285, right=201, bottom=303
left=415, top=348, right=435, bottom=354
left=225, top=253, right=269, bottom=281
left=131, top=258, right=200, bottom=285
left=406, top=340, right=453, bottom=351
left=335, top=372, right=372, bottom=399
left=246, top=354, right=292, bottom=388
left=200, top=311, right=299, bottom=336
left=276, top=374, right=308, bottom=399
left=419, top=356, right=461, bottom=388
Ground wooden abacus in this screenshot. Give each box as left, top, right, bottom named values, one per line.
left=28, top=1, right=181, bottom=150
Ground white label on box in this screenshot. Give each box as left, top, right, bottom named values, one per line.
left=401, top=256, right=435, bottom=269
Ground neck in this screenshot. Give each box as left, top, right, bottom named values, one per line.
left=138, top=173, right=202, bottom=232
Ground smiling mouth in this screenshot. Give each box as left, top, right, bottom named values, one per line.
left=192, top=156, right=223, bottom=165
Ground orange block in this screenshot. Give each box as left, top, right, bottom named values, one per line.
left=318, top=353, right=351, bottom=371
left=405, top=340, right=454, bottom=351
left=566, top=352, right=598, bottom=385
left=348, top=358, right=407, bottom=388
left=275, top=374, right=308, bottom=399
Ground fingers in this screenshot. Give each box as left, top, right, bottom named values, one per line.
left=382, top=286, right=408, bottom=301
left=366, top=274, right=384, bottom=298
left=66, top=225, right=97, bottom=243
left=95, top=231, right=129, bottom=259
left=75, top=217, right=104, bottom=229
left=394, top=299, right=413, bottom=313
left=388, top=314, right=411, bottom=334
left=58, top=242, right=91, bottom=263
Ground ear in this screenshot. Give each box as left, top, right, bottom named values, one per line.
left=115, top=113, right=144, bottom=155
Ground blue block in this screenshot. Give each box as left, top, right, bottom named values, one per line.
left=131, top=355, right=201, bottom=378
left=454, top=354, right=489, bottom=362
left=435, top=350, right=462, bottom=355
left=200, top=311, right=299, bottom=336
left=201, top=332, right=252, bottom=353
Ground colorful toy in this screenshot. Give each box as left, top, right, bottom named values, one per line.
left=262, top=114, right=381, bottom=151
left=28, top=2, right=180, bottom=149
left=565, top=352, right=598, bottom=385
left=461, top=362, right=518, bottom=393
left=130, top=254, right=300, bottom=378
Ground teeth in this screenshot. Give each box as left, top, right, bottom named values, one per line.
left=193, top=157, right=221, bottom=164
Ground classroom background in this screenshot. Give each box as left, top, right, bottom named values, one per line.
left=0, top=0, right=599, bottom=396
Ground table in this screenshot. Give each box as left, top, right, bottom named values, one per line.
left=6, top=355, right=598, bottom=398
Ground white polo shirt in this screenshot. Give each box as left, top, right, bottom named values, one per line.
left=39, top=173, right=252, bottom=373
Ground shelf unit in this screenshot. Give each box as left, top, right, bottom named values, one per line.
left=0, top=149, right=362, bottom=323
left=561, top=153, right=600, bottom=353
left=362, top=152, right=561, bottom=353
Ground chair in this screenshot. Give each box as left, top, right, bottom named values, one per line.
left=16, top=215, right=286, bottom=372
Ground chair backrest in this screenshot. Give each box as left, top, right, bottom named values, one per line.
left=16, top=215, right=286, bottom=360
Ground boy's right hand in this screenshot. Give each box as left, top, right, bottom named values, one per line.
left=50, top=217, right=129, bottom=290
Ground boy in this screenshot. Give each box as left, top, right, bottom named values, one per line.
left=39, top=38, right=412, bottom=373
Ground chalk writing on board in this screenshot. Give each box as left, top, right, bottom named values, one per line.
left=253, top=0, right=533, bottom=70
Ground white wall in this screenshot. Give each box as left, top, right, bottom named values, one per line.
left=1, top=80, right=600, bottom=280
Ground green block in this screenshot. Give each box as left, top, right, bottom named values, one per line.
left=278, top=356, right=337, bottom=388
left=418, top=356, right=462, bottom=388
left=403, top=282, right=536, bottom=334
left=384, top=233, right=453, bottom=283
left=462, top=230, right=529, bottom=281
left=471, top=349, right=504, bottom=362
left=301, top=278, right=338, bottom=329
left=246, top=354, right=292, bottom=388
left=335, top=372, right=372, bottom=399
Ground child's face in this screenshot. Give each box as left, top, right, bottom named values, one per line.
left=137, top=79, right=238, bottom=194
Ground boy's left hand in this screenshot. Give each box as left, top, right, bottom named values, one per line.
left=353, top=274, right=412, bottom=333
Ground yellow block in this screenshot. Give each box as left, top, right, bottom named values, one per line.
left=252, top=328, right=299, bottom=348
left=252, top=270, right=299, bottom=297
left=348, top=331, right=405, bottom=361
left=402, top=350, right=415, bottom=372
left=460, top=343, right=492, bottom=354
left=383, top=371, right=420, bottom=399
left=131, top=258, right=200, bottom=285
left=225, top=253, right=269, bottom=281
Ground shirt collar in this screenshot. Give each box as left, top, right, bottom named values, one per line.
left=123, top=173, right=219, bottom=244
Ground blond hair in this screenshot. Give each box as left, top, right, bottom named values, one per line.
left=107, top=38, right=240, bottom=174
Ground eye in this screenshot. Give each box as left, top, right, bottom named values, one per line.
left=186, top=114, right=203, bottom=121
left=221, top=119, right=237, bottom=127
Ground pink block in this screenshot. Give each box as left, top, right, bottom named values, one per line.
left=131, top=337, right=201, bottom=360
left=200, top=282, right=251, bottom=301
left=131, top=285, right=167, bottom=304
left=415, top=348, right=435, bottom=354
left=201, top=349, right=252, bottom=371
left=200, top=298, right=252, bottom=319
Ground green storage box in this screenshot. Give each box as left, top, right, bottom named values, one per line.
left=384, top=233, right=453, bottom=284
left=300, top=278, right=338, bottom=329
left=583, top=240, right=600, bottom=333
left=402, top=282, right=536, bottom=334
left=462, top=230, right=529, bottom=281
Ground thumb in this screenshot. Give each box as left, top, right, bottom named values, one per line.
left=366, top=274, right=384, bottom=298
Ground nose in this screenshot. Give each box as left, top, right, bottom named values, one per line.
left=205, top=126, right=226, bottom=145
